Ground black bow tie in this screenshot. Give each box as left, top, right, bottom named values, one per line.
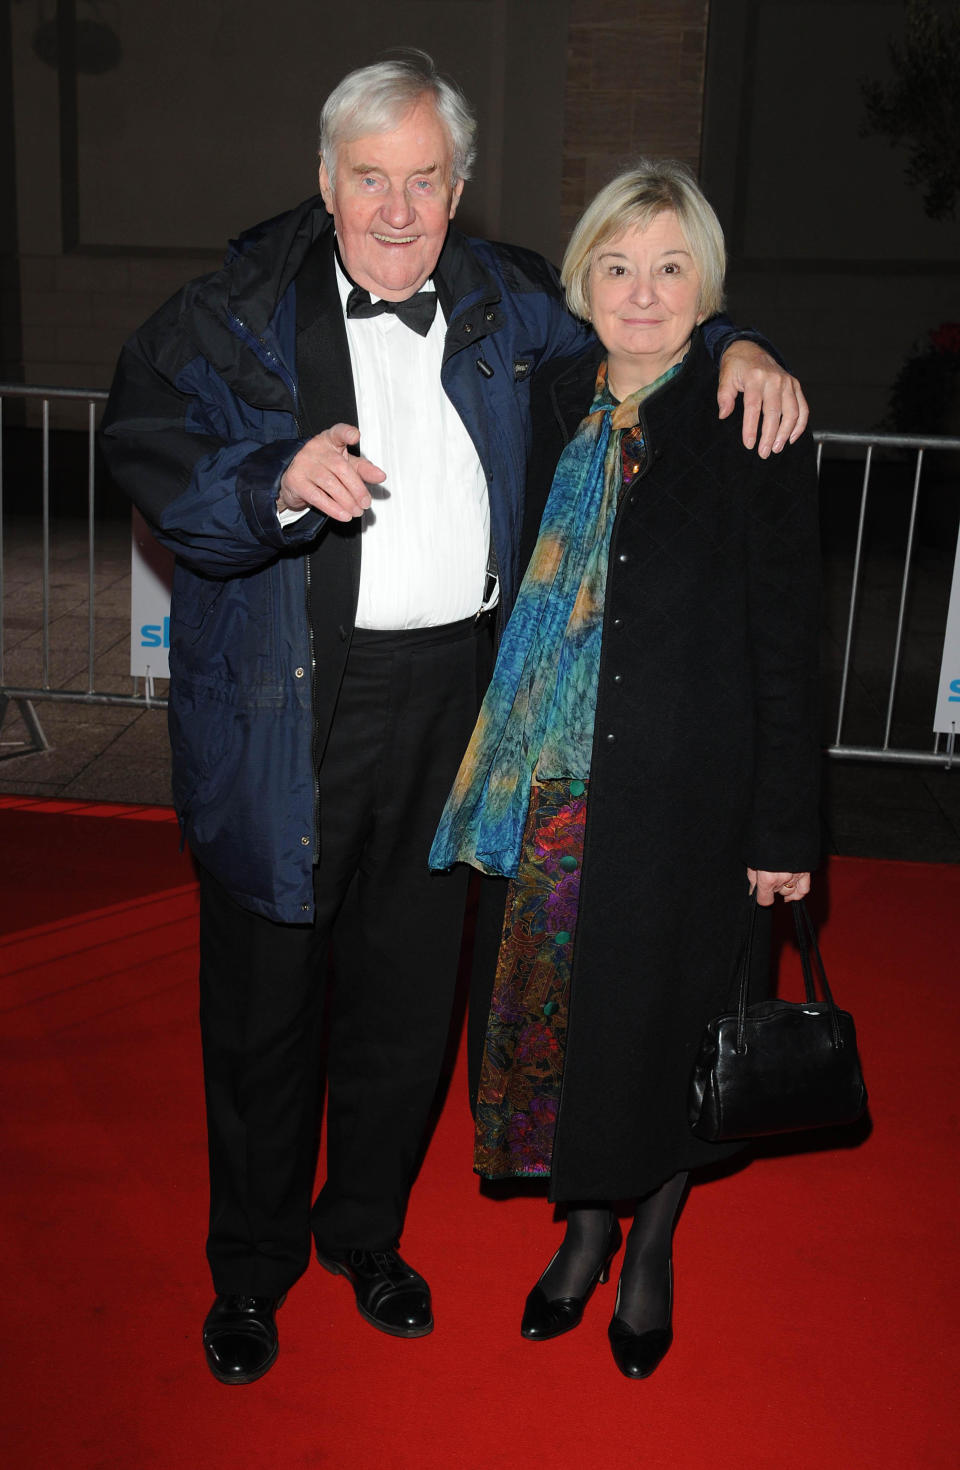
left=345, top=285, right=438, bottom=337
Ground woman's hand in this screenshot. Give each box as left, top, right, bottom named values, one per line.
left=717, top=342, right=809, bottom=458
left=747, top=868, right=811, bottom=906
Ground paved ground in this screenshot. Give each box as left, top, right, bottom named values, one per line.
left=1, top=516, right=174, bottom=806
left=2, top=510, right=959, bottom=863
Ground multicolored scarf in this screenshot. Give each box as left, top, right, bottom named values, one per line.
left=429, top=357, right=681, bottom=878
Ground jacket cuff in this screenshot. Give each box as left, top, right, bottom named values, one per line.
left=236, top=439, right=326, bottom=547
left=703, top=319, right=786, bottom=370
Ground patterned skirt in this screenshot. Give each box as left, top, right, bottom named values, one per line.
left=474, top=778, right=588, bottom=1179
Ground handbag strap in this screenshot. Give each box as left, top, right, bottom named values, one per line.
left=734, top=894, right=844, bottom=1053
left=734, top=894, right=758, bottom=1053
left=792, top=898, right=844, bottom=1048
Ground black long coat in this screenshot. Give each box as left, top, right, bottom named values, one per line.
left=496, top=331, right=822, bottom=1202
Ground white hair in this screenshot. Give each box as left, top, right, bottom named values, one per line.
left=319, top=50, right=477, bottom=186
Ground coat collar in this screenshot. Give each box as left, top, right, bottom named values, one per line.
left=186, top=197, right=327, bottom=341
left=548, top=329, right=712, bottom=443
left=550, top=343, right=604, bottom=441
left=181, top=199, right=505, bottom=406
left=203, top=199, right=502, bottom=340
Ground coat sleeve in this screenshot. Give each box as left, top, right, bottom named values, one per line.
left=100, top=292, right=326, bottom=578
left=701, top=313, right=784, bottom=366
left=537, top=285, right=595, bottom=364
left=741, top=426, right=823, bottom=870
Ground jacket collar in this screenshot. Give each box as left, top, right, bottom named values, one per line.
left=550, top=343, right=604, bottom=441
left=433, top=227, right=505, bottom=361
left=199, top=200, right=501, bottom=338
left=182, top=199, right=505, bottom=404
left=174, top=197, right=329, bottom=414
left=192, top=195, right=330, bottom=336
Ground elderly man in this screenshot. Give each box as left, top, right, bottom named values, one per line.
left=101, top=52, right=806, bottom=1384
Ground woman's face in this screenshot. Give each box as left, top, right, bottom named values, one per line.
left=587, top=210, right=703, bottom=396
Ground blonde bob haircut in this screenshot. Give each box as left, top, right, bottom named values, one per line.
left=561, top=158, right=726, bottom=323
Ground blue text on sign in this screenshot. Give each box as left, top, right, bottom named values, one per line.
left=140, top=617, right=171, bottom=649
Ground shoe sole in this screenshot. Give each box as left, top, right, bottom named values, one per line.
left=204, top=1340, right=278, bottom=1386
left=315, top=1250, right=434, bottom=1338
left=520, top=1321, right=581, bottom=1341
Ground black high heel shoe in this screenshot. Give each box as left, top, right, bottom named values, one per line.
left=607, top=1264, right=673, bottom=1379
left=520, top=1216, right=622, bottom=1341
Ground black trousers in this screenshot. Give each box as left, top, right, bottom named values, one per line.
left=198, top=616, right=492, bottom=1296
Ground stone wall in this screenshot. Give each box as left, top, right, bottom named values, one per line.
left=560, top=0, right=710, bottom=242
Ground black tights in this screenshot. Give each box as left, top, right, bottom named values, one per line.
left=539, top=1172, right=688, bottom=1331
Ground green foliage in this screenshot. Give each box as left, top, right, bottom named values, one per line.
left=861, top=0, right=960, bottom=220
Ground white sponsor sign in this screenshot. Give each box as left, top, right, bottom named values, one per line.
left=933, top=527, right=960, bottom=734
left=130, top=509, right=174, bottom=679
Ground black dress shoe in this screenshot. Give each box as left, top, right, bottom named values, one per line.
left=607, top=1317, right=673, bottom=1379
left=607, top=1265, right=673, bottom=1379
left=315, top=1245, right=433, bottom=1337
left=520, top=1216, right=622, bottom=1341
left=202, top=1293, right=284, bottom=1385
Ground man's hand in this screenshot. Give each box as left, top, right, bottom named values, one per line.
left=278, top=424, right=385, bottom=521
left=747, top=868, right=811, bottom=906
left=717, top=342, right=809, bottom=458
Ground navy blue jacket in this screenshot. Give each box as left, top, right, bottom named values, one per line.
left=101, top=198, right=755, bottom=922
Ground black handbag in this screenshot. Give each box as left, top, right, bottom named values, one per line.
left=688, top=896, right=867, bottom=1142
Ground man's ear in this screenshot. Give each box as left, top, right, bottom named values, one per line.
left=448, top=177, right=465, bottom=220
left=318, top=161, right=334, bottom=214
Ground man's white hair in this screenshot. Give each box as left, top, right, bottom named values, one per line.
left=319, top=49, right=477, bottom=186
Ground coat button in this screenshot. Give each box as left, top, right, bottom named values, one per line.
left=612, top=617, right=622, bottom=629
left=612, top=673, right=623, bottom=684
left=553, top=930, right=571, bottom=946
left=618, top=552, right=629, bottom=563
left=560, top=855, right=578, bottom=872
left=464, top=322, right=473, bottom=333
left=301, top=903, right=310, bottom=912
left=301, top=835, right=310, bottom=846
left=605, top=732, right=616, bottom=744
left=294, top=666, right=305, bottom=678
left=568, top=779, right=585, bottom=797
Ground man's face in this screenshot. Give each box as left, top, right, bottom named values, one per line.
left=319, top=96, right=464, bottom=301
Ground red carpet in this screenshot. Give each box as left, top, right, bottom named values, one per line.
left=0, top=797, right=193, bottom=934
left=0, top=809, right=956, bottom=1469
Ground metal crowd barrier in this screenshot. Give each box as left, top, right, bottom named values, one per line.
left=816, top=430, right=959, bottom=770
left=0, top=383, right=166, bottom=765
left=0, top=384, right=958, bottom=769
